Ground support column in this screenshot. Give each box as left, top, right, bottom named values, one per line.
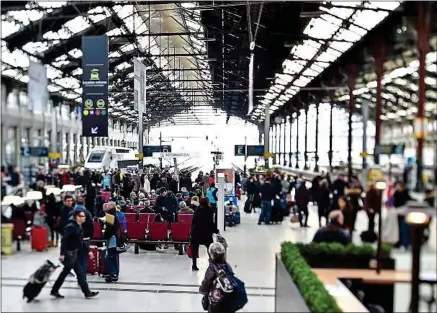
left=415, top=1, right=431, bottom=192
left=295, top=111, right=300, bottom=169
left=264, top=102, right=270, bottom=169
left=314, top=103, right=320, bottom=172
left=273, top=124, right=277, bottom=165
left=278, top=122, right=282, bottom=166
left=362, top=100, right=370, bottom=187
left=328, top=101, right=334, bottom=172
left=303, top=106, right=309, bottom=170
left=347, top=64, right=358, bottom=181
left=371, top=39, right=387, bottom=165
left=283, top=119, right=287, bottom=166
left=288, top=115, right=293, bottom=168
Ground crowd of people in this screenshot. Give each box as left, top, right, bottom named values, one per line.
left=242, top=169, right=435, bottom=249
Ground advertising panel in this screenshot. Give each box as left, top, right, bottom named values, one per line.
left=82, top=36, right=109, bottom=137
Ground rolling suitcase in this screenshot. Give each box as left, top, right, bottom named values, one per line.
left=243, top=195, right=253, bottom=213
left=271, top=199, right=284, bottom=223
left=31, top=227, right=48, bottom=252
left=23, top=260, right=59, bottom=302
left=87, top=246, right=99, bottom=275
left=233, top=211, right=241, bottom=224
left=98, top=247, right=120, bottom=276
left=101, top=191, right=111, bottom=203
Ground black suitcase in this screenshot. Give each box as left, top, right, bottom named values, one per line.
left=271, top=199, right=284, bottom=223
left=23, top=260, right=59, bottom=302
left=243, top=195, right=253, bottom=213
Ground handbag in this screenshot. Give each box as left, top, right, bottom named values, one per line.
left=201, top=294, right=210, bottom=311
left=186, top=244, right=198, bottom=259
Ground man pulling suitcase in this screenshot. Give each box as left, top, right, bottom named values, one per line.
left=50, top=209, right=99, bottom=299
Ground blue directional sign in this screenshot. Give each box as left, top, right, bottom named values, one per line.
left=234, top=145, right=246, bottom=156
left=21, top=146, right=49, bottom=157
left=247, top=145, right=264, bottom=156
left=143, top=145, right=172, bottom=157
left=81, top=35, right=109, bottom=137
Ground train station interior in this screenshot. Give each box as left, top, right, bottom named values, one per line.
left=1, top=1, right=436, bottom=312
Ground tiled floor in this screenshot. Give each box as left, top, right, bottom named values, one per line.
left=2, top=204, right=436, bottom=312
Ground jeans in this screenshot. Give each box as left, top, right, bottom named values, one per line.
left=78, top=240, right=90, bottom=279
left=106, top=247, right=118, bottom=277
left=398, top=215, right=412, bottom=249
left=51, top=250, right=90, bottom=295
left=297, top=205, right=309, bottom=227
left=259, top=200, right=272, bottom=224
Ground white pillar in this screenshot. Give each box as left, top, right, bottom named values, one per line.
left=217, top=173, right=225, bottom=233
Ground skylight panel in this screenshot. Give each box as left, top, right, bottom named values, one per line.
left=304, top=18, right=338, bottom=39
left=8, top=10, right=44, bottom=26
left=1, top=20, right=21, bottom=38
left=302, top=67, right=320, bottom=78
left=38, top=2, right=67, bottom=9
left=310, top=62, right=325, bottom=73
left=2, top=69, right=18, bottom=77
left=64, top=16, right=90, bottom=34
left=121, top=43, right=135, bottom=53
left=109, top=51, right=121, bottom=58
left=116, top=5, right=134, bottom=20
left=354, top=10, right=388, bottom=31
left=2, top=48, right=30, bottom=68
left=68, top=48, right=82, bottom=58
left=317, top=51, right=337, bottom=63
left=106, top=28, right=124, bottom=37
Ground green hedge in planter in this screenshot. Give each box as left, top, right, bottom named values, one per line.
left=295, top=242, right=392, bottom=259
left=281, top=243, right=341, bottom=313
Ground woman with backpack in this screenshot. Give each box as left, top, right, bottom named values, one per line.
left=199, top=242, right=247, bottom=313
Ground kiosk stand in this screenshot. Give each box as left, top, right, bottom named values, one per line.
left=217, top=173, right=225, bottom=232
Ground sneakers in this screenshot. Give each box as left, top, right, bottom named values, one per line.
left=192, top=266, right=199, bottom=271
left=105, top=275, right=118, bottom=283
left=85, top=291, right=99, bottom=299
left=50, top=292, right=65, bottom=299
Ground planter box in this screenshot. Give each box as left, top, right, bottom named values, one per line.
left=275, top=254, right=310, bottom=313
left=301, top=254, right=396, bottom=270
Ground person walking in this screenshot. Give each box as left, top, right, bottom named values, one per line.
left=50, top=209, right=99, bottom=299
left=74, top=198, right=94, bottom=281
left=295, top=179, right=311, bottom=228
left=190, top=197, right=218, bottom=271
left=258, top=176, right=275, bottom=225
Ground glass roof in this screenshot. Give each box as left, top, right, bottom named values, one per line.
left=250, top=1, right=402, bottom=121
left=1, top=2, right=215, bottom=126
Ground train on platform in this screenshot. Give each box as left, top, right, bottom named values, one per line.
left=84, top=147, right=137, bottom=170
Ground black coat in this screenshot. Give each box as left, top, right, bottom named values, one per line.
left=312, top=223, right=351, bottom=246
left=190, top=205, right=218, bottom=246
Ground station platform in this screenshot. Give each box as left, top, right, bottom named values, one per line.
left=2, top=206, right=436, bottom=312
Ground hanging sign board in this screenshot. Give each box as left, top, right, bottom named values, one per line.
left=81, top=35, right=109, bottom=137
left=234, top=145, right=246, bottom=156
left=142, top=145, right=172, bottom=157
left=247, top=145, right=265, bottom=156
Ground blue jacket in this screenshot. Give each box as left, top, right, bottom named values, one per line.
left=206, top=187, right=218, bottom=204
left=116, top=210, right=127, bottom=233
left=102, top=175, right=111, bottom=190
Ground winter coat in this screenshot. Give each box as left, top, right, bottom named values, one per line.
left=364, top=188, right=382, bottom=214
left=312, top=222, right=351, bottom=246
left=190, top=205, right=218, bottom=246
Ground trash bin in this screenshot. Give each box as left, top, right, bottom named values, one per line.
left=1, top=223, right=14, bottom=255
